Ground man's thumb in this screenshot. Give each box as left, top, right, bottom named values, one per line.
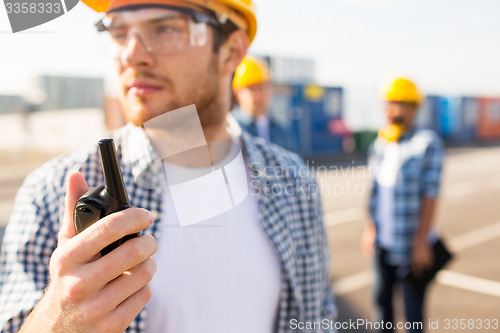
left=59, top=171, right=89, bottom=245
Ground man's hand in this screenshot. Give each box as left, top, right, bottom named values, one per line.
left=411, top=196, right=437, bottom=277
left=411, top=239, right=433, bottom=277
left=20, top=172, right=157, bottom=333
left=361, top=223, right=377, bottom=257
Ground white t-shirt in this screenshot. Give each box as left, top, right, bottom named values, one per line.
left=376, top=142, right=400, bottom=248
left=145, top=141, right=282, bottom=333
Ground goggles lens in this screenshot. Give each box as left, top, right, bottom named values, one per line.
left=97, top=8, right=212, bottom=58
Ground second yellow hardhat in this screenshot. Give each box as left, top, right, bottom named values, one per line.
left=232, top=55, right=270, bottom=90
left=382, top=77, right=422, bottom=105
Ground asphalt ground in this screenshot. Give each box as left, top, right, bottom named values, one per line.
left=320, top=146, right=500, bottom=332
left=1, top=147, right=499, bottom=332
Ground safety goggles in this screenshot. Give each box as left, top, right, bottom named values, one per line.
left=95, top=6, right=221, bottom=58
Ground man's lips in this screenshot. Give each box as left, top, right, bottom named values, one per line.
left=127, top=80, right=164, bottom=96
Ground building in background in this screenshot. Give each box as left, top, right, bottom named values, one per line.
left=1, top=75, right=105, bottom=114
left=0, top=95, right=26, bottom=114
left=0, top=75, right=106, bottom=152
left=32, top=75, right=104, bottom=111
left=262, top=56, right=316, bottom=84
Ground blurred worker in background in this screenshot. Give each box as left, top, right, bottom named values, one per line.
left=0, top=0, right=337, bottom=332
left=232, top=55, right=291, bottom=148
left=361, top=77, right=444, bottom=332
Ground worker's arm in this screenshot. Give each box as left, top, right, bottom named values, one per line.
left=361, top=143, right=379, bottom=258
left=411, top=196, right=437, bottom=276
left=412, top=132, right=444, bottom=276
left=18, top=172, right=157, bottom=333
left=361, top=221, right=377, bottom=257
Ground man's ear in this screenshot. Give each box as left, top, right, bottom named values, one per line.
left=218, top=30, right=249, bottom=77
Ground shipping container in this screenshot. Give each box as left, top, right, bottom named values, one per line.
left=300, top=84, right=345, bottom=156
left=269, top=83, right=346, bottom=157
left=456, top=97, right=479, bottom=142
left=477, top=98, right=500, bottom=141
left=269, top=84, right=302, bottom=152
left=442, top=97, right=462, bottom=142
left=417, top=95, right=441, bottom=134
left=417, top=95, right=462, bottom=142
left=442, top=97, right=461, bottom=139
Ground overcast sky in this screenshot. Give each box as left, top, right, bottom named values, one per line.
left=1, top=0, right=499, bottom=127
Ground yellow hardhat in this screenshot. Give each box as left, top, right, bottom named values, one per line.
left=82, top=0, right=257, bottom=45
left=232, top=55, right=270, bottom=90
left=382, top=77, right=422, bottom=105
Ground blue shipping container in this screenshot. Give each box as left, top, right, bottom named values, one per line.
left=440, top=97, right=462, bottom=141
left=418, top=95, right=461, bottom=141
left=300, top=85, right=344, bottom=156
left=458, top=97, right=479, bottom=142
left=269, top=84, right=345, bottom=157
left=418, top=95, right=441, bottom=134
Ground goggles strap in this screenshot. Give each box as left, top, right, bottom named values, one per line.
left=182, top=0, right=248, bottom=32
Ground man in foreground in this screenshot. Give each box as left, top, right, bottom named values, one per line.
left=0, top=0, right=336, bottom=332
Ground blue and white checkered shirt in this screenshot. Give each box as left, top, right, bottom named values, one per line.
left=368, top=128, right=444, bottom=266
left=0, top=123, right=337, bottom=332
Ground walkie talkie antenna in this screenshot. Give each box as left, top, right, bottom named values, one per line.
left=98, top=139, right=130, bottom=206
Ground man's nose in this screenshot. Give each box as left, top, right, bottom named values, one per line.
left=121, top=31, right=155, bottom=68
left=392, top=110, right=404, bottom=118
left=388, top=104, right=404, bottom=116
left=252, top=90, right=262, bottom=101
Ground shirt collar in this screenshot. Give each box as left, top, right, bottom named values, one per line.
left=119, top=121, right=267, bottom=189
left=120, top=123, right=164, bottom=190
left=398, top=126, right=417, bottom=142
left=239, top=130, right=267, bottom=178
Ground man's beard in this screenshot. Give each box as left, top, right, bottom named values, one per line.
left=163, top=63, right=223, bottom=130
left=121, top=54, right=226, bottom=131
left=158, top=81, right=223, bottom=130
left=391, top=116, right=405, bottom=125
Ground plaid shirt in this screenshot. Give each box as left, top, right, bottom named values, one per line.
left=0, top=123, right=337, bottom=332
left=368, top=128, right=444, bottom=266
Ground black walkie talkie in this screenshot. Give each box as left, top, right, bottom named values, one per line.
left=73, top=138, right=138, bottom=256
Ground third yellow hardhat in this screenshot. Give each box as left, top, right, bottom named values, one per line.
left=382, top=77, right=422, bottom=105
left=82, top=0, right=257, bottom=45
left=232, top=55, right=270, bottom=90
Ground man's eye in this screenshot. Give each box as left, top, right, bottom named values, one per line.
left=155, top=24, right=181, bottom=35
left=109, top=30, right=127, bottom=43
